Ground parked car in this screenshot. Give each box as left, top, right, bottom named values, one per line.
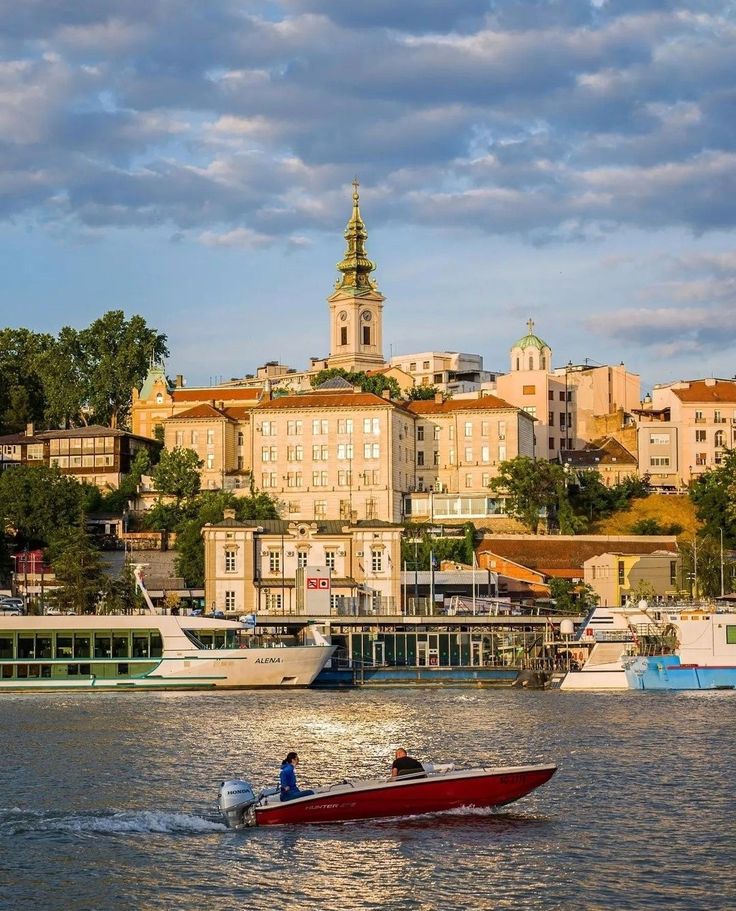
left=0, top=600, right=24, bottom=615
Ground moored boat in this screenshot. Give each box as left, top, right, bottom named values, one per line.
left=218, top=762, right=557, bottom=827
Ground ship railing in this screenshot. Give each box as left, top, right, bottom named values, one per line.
left=594, top=630, right=635, bottom=642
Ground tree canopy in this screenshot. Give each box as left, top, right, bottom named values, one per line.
left=0, top=311, right=168, bottom=433
left=689, top=448, right=736, bottom=547
left=0, top=464, right=86, bottom=548
left=151, top=447, right=202, bottom=506
left=309, top=367, right=401, bottom=399
left=407, top=385, right=440, bottom=401
left=489, top=457, right=568, bottom=533
left=47, top=525, right=106, bottom=614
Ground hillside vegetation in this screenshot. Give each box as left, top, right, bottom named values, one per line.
left=592, top=494, right=700, bottom=539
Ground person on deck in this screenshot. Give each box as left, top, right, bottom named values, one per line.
left=391, top=748, right=425, bottom=778
left=279, top=752, right=314, bottom=801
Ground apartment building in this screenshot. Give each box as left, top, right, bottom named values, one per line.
left=636, top=378, right=736, bottom=488
left=203, top=512, right=402, bottom=616
left=584, top=551, right=683, bottom=606
left=404, top=394, right=535, bottom=521
left=388, top=351, right=499, bottom=395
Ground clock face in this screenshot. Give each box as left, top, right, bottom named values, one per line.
left=362, top=310, right=372, bottom=322
left=339, top=311, right=348, bottom=321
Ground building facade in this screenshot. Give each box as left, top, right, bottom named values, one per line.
left=203, top=513, right=402, bottom=616
left=584, top=551, right=683, bottom=606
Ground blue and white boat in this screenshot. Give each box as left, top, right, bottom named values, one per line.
left=623, top=608, right=736, bottom=691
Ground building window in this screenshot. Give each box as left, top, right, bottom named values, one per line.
left=618, top=561, right=625, bottom=585
left=449, top=448, right=456, bottom=465
left=175, top=431, right=184, bottom=446
left=365, top=498, right=378, bottom=520
left=314, top=501, right=327, bottom=519
left=465, top=473, right=473, bottom=488
left=261, top=421, right=274, bottom=436
left=268, top=551, right=281, bottom=573
left=261, top=446, right=277, bottom=462
left=371, top=548, right=383, bottom=572
left=362, top=325, right=371, bottom=345
left=266, top=592, right=283, bottom=612
left=549, top=437, right=556, bottom=450
left=337, top=419, right=353, bottom=434
left=225, top=591, right=236, bottom=612
left=324, top=550, right=336, bottom=570
left=190, top=431, right=199, bottom=445
left=288, top=500, right=300, bottom=514
left=238, top=431, right=244, bottom=446
left=312, top=444, right=328, bottom=461
left=207, top=430, right=215, bottom=445
left=464, top=421, right=472, bottom=438
left=650, top=433, right=670, bottom=445
left=338, top=469, right=352, bottom=487
left=287, top=445, right=303, bottom=462
left=206, top=453, right=215, bottom=470
left=523, top=385, right=536, bottom=395
left=417, top=451, right=425, bottom=466
left=481, top=446, right=490, bottom=463
left=464, top=447, right=473, bottom=462
left=695, top=453, right=707, bottom=466
left=499, top=444, right=506, bottom=461
left=286, top=472, right=302, bottom=488
left=297, top=550, right=309, bottom=568
left=433, top=451, right=440, bottom=466
left=337, top=443, right=353, bottom=460
left=417, top=426, right=425, bottom=441
left=312, top=470, right=328, bottom=487
left=312, top=419, right=328, bottom=435
left=363, top=443, right=380, bottom=459
left=650, top=456, right=671, bottom=467
left=482, top=473, right=490, bottom=487
left=695, top=430, right=706, bottom=443
left=433, top=426, right=440, bottom=441
left=363, top=469, right=378, bottom=485
left=287, top=420, right=302, bottom=435
left=670, top=561, right=677, bottom=587
left=715, top=430, right=725, bottom=448
left=339, top=500, right=352, bottom=519
left=261, top=471, right=277, bottom=488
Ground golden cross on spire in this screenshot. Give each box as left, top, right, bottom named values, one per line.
left=527, top=317, right=535, bottom=334
left=352, top=176, right=360, bottom=203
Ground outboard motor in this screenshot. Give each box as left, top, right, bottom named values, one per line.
left=218, top=779, right=259, bottom=829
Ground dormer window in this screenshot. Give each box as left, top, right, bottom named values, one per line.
left=155, top=393, right=164, bottom=404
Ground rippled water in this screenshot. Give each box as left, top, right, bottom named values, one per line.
left=1, top=689, right=734, bottom=911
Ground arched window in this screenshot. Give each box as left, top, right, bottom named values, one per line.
left=529, top=356, right=534, bottom=370
left=541, top=356, right=546, bottom=370
left=715, top=429, right=725, bottom=447
left=515, top=357, right=520, bottom=371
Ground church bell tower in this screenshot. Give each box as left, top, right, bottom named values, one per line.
left=326, top=179, right=385, bottom=371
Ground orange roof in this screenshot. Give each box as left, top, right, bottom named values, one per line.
left=407, top=395, right=517, bottom=415
left=256, top=392, right=404, bottom=410
left=169, top=404, right=232, bottom=421
left=477, top=536, right=678, bottom=574
left=672, top=380, right=736, bottom=404
left=172, top=387, right=261, bottom=403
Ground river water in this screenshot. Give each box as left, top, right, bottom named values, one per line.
left=1, top=689, right=734, bottom=911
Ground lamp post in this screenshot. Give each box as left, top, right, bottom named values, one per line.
left=720, top=527, right=725, bottom=597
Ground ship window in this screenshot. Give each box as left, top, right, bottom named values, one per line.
left=198, top=633, right=214, bottom=649
left=214, top=634, right=226, bottom=649
left=56, top=636, right=73, bottom=659
left=112, top=635, right=129, bottom=658
left=79, top=664, right=91, bottom=676
left=74, top=636, right=91, bottom=659
left=183, top=629, right=206, bottom=649
left=17, top=664, right=28, bottom=678
left=41, top=665, right=51, bottom=678
left=117, top=663, right=129, bottom=676
left=150, top=634, right=163, bottom=657
left=132, top=635, right=150, bottom=658
left=0, top=636, right=13, bottom=659
left=67, top=664, right=79, bottom=676
left=18, top=637, right=35, bottom=659
left=94, top=635, right=112, bottom=658
left=36, top=636, right=52, bottom=659
left=2, top=665, right=12, bottom=678
left=28, top=664, right=40, bottom=678
left=727, top=626, right=736, bottom=645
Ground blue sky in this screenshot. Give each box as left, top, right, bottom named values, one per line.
left=1, top=0, right=735, bottom=392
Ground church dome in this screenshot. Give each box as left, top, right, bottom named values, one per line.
left=513, top=318, right=549, bottom=352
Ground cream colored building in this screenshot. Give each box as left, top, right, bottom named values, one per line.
left=203, top=512, right=402, bottom=615
left=584, top=551, right=682, bottom=606
left=636, top=378, right=736, bottom=489
left=388, top=351, right=499, bottom=395
left=495, top=319, right=640, bottom=459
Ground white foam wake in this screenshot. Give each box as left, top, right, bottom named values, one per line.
left=55, top=810, right=227, bottom=835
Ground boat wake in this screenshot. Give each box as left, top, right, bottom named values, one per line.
left=0, top=807, right=226, bottom=837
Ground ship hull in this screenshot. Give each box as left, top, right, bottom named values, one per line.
left=624, top=655, right=736, bottom=690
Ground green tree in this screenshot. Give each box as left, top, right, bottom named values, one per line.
left=407, top=385, right=440, bottom=401
left=100, top=447, right=153, bottom=515
left=680, top=535, right=730, bottom=599
left=47, top=525, right=105, bottom=614
left=309, top=367, right=401, bottom=399
left=401, top=523, right=476, bottom=569
left=0, top=464, right=86, bottom=548
left=98, top=562, right=145, bottom=614
left=35, top=326, right=88, bottom=428
left=0, top=328, right=51, bottom=433
left=152, top=447, right=202, bottom=507
left=549, top=578, right=599, bottom=614
left=689, top=449, right=736, bottom=547
left=80, top=310, right=169, bottom=428
left=489, top=457, right=568, bottom=533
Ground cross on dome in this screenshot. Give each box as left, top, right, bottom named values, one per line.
left=527, top=317, right=535, bottom=334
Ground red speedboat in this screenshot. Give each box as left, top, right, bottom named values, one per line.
left=218, top=762, right=557, bottom=828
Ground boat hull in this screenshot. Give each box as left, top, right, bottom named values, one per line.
left=254, top=764, right=557, bottom=825
left=624, top=655, right=736, bottom=691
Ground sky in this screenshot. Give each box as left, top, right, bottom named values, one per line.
left=1, top=0, right=735, bottom=393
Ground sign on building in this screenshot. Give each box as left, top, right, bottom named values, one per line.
left=297, top=565, right=332, bottom=615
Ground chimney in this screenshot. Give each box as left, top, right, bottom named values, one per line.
left=434, top=392, right=444, bottom=404
left=704, top=378, right=716, bottom=387
left=263, top=379, right=273, bottom=401
left=381, top=388, right=391, bottom=400
left=25, top=422, right=34, bottom=437
left=175, top=374, right=184, bottom=388
left=217, top=401, right=225, bottom=410
left=223, top=508, right=236, bottom=521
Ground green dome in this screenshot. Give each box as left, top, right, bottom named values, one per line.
left=513, top=319, right=549, bottom=351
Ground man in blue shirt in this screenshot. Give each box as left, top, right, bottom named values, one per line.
left=279, top=752, right=315, bottom=801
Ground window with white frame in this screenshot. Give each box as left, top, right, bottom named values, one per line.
left=433, top=426, right=440, bottom=441
left=314, top=500, right=327, bottom=519
left=482, top=473, right=490, bottom=487
left=286, top=472, right=302, bottom=488
left=465, top=473, right=473, bottom=488
left=262, top=446, right=277, bottom=461
left=287, top=420, right=303, bottom=435
left=312, top=444, right=328, bottom=461
left=363, top=442, right=380, bottom=459
left=371, top=548, right=383, bottom=572
left=337, top=419, right=353, bottom=434
left=206, top=453, right=215, bottom=470
left=498, top=421, right=506, bottom=440
left=481, top=445, right=490, bottom=463
left=464, top=447, right=473, bottom=462
left=449, top=448, right=456, bottom=465
left=365, top=498, right=378, bottom=519
left=297, top=550, right=309, bottom=568
left=337, top=443, right=353, bottom=460
left=266, top=592, right=283, bottom=612
left=324, top=549, right=336, bottom=570
left=224, top=591, right=236, bottom=611
left=417, top=451, right=425, bottom=466
left=237, top=431, right=244, bottom=446
left=464, top=421, right=473, bottom=438
left=224, top=550, right=237, bottom=572
left=190, top=431, right=199, bottom=445
left=288, top=500, right=300, bottom=514
left=287, top=445, right=303, bottom=462
left=175, top=431, right=184, bottom=446
left=207, top=429, right=215, bottom=445
left=338, top=469, right=352, bottom=487
left=312, top=419, right=328, bottom=435
left=363, top=417, right=380, bottom=435
left=261, top=471, right=277, bottom=488
left=498, top=444, right=506, bottom=461
left=312, top=470, right=328, bottom=487
left=268, top=551, right=281, bottom=573
left=417, top=425, right=425, bottom=441
left=261, top=421, right=274, bottom=436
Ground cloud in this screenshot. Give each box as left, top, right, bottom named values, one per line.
left=199, top=226, right=273, bottom=248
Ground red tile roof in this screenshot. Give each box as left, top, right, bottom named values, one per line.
left=256, top=392, right=404, bottom=410
left=169, top=404, right=232, bottom=420
left=172, top=387, right=261, bottom=403
left=408, top=394, right=517, bottom=415
left=671, top=380, right=736, bottom=404
left=477, top=535, right=678, bottom=574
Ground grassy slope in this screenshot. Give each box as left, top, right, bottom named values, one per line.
left=592, top=493, right=700, bottom=540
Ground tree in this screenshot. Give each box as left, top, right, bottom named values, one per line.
left=79, top=310, right=169, bottom=428
left=98, top=562, right=145, bottom=614
left=100, top=447, right=152, bottom=515
left=629, top=518, right=683, bottom=536
left=549, top=578, right=599, bottom=614
left=309, top=367, right=401, bottom=399
left=0, top=464, right=86, bottom=548
left=151, top=447, right=202, bottom=506
left=0, top=328, right=51, bottom=433
left=680, top=535, right=731, bottom=599
left=35, top=326, right=88, bottom=428
left=407, top=385, right=440, bottom=401
left=400, top=523, right=476, bottom=569
left=47, top=525, right=105, bottom=614
left=689, top=449, right=736, bottom=547
left=489, top=457, right=567, bottom=533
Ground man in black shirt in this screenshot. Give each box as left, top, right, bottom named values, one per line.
left=391, top=748, right=425, bottom=777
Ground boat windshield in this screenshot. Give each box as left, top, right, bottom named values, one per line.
left=182, top=629, right=206, bottom=649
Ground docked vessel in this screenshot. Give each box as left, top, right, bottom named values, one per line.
left=0, top=615, right=334, bottom=691
left=623, top=608, right=736, bottom=690
left=218, top=762, right=557, bottom=827
left=559, top=603, right=736, bottom=691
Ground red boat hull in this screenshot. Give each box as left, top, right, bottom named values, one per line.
left=255, top=764, right=556, bottom=826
